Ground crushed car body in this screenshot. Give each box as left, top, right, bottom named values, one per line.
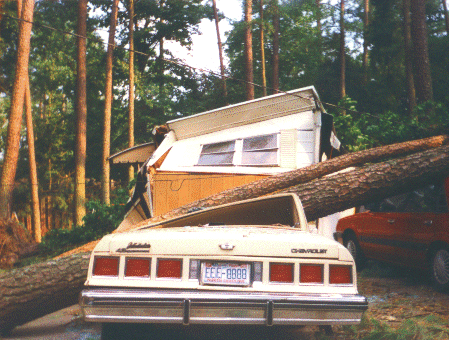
left=80, top=194, right=367, bottom=329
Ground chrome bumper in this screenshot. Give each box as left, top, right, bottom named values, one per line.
left=80, top=288, right=368, bottom=326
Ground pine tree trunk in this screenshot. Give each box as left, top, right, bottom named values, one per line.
left=339, top=0, right=346, bottom=99
left=316, top=0, right=321, bottom=37
left=25, top=80, right=41, bottom=242
left=101, top=0, right=119, bottom=205
left=17, top=0, right=41, bottom=242
left=362, top=0, right=369, bottom=84
left=272, top=0, right=280, bottom=94
left=1, top=136, right=449, bottom=333
left=0, top=253, right=91, bottom=335
left=158, top=37, right=164, bottom=103
left=410, top=0, right=433, bottom=104
left=442, top=0, right=449, bottom=35
left=285, top=145, right=449, bottom=221
left=402, top=0, right=417, bottom=114
left=244, top=0, right=254, bottom=100
left=212, top=0, right=228, bottom=99
left=0, top=0, right=35, bottom=220
left=0, top=0, right=4, bottom=38
left=74, top=0, right=88, bottom=226
left=128, top=0, right=136, bottom=184
left=259, top=0, right=267, bottom=97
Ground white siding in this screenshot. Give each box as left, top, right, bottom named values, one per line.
left=296, top=129, right=316, bottom=168
left=280, top=129, right=297, bottom=169
left=159, top=111, right=318, bottom=175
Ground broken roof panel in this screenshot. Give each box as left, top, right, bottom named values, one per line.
left=167, top=86, right=319, bottom=141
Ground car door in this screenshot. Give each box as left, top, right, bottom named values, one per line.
left=356, top=205, right=404, bottom=263
left=394, top=183, right=448, bottom=267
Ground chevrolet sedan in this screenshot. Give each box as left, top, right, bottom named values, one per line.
left=80, top=194, right=367, bottom=339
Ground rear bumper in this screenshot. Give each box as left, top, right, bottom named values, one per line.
left=80, top=288, right=368, bottom=326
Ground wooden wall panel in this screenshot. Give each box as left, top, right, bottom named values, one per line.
left=152, top=172, right=267, bottom=216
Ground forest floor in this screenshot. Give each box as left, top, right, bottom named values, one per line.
left=333, top=261, right=449, bottom=339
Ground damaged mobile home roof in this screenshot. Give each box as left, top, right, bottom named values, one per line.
left=166, top=86, right=322, bottom=140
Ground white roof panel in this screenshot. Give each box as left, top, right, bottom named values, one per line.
left=167, top=86, right=319, bottom=140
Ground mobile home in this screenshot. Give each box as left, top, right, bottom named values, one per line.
left=117, top=86, right=348, bottom=235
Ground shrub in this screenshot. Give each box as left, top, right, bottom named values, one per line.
left=39, top=188, right=128, bottom=256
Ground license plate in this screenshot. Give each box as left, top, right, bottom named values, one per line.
left=201, top=262, right=251, bottom=286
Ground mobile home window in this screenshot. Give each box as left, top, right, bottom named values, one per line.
left=198, top=140, right=236, bottom=166
left=242, top=134, right=279, bottom=166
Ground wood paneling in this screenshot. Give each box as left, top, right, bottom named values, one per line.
left=152, top=172, right=267, bottom=216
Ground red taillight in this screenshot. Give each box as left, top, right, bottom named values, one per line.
left=157, top=259, right=182, bottom=278
left=93, top=257, right=119, bottom=276
left=300, top=264, right=323, bottom=283
left=270, top=263, right=294, bottom=283
left=125, top=258, right=150, bottom=277
left=329, top=265, right=352, bottom=284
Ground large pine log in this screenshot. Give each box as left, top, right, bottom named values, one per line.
left=0, top=253, right=90, bottom=335
left=1, top=136, right=449, bottom=334
left=284, top=144, right=449, bottom=220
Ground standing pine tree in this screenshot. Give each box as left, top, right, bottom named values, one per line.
left=74, top=0, right=88, bottom=226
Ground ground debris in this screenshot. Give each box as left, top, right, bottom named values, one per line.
left=0, top=218, right=36, bottom=269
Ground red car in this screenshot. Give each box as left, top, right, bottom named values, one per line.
left=335, top=178, right=449, bottom=292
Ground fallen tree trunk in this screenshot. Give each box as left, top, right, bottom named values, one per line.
left=119, top=134, right=449, bottom=231
left=0, top=253, right=90, bottom=335
left=1, top=136, right=449, bottom=333
left=283, top=144, right=449, bottom=220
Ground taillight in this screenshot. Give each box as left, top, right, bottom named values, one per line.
left=93, top=257, right=119, bottom=276
left=157, top=259, right=182, bottom=278
left=125, top=258, right=150, bottom=277
left=300, top=264, right=323, bottom=283
left=270, top=263, right=294, bottom=283
left=329, top=265, right=352, bottom=284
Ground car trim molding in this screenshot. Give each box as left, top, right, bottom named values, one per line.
left=360, top=236, right=427, bottom=252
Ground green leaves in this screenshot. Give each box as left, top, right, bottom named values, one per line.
left=39, top=188, right=128, bottom=256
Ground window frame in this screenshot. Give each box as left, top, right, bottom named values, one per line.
left=196, top=133, right=280, bottom=167
left=241, top=133, right=279, bottom=166
left=197, top=140, right=236, bottom=166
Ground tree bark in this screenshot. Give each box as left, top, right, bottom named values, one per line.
left=410, top=0, right=433, bottom=104
left=259, top=0, right=267, bottom=97
left=339, top=0, right=346, bottom=99
left=362, top=0, right=369, bottom=84
left=128, top=0, right=136, bottom=184
left=25, top=79, right=41, bottom=242
left=402, top=0, right=417, bottom=114
left=316, top=0, right=321, bottom=37
left=442, top=0, right=449, bottom=35
left=0, top=0, right=35, bottom=220
left=271, top=0, right=280, bottom=94
left=0, top=0, right=5, bottom=43
left=2, top=137, right=449, bottom=333
left=74, top=0, right=88, bottom=226
left=212, top=0, right=228, bottom=100
left=17, top=0, right=41, bottom=242
left=0, top=253, right=90, bottom=335
left=284, top=145, right=449, bottom=221
left=102, top=0, right=119, bottom=205
left=244, top=0, right=254, bottom=100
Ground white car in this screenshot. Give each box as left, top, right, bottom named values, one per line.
left=80, top=194, right=367, bottom=339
